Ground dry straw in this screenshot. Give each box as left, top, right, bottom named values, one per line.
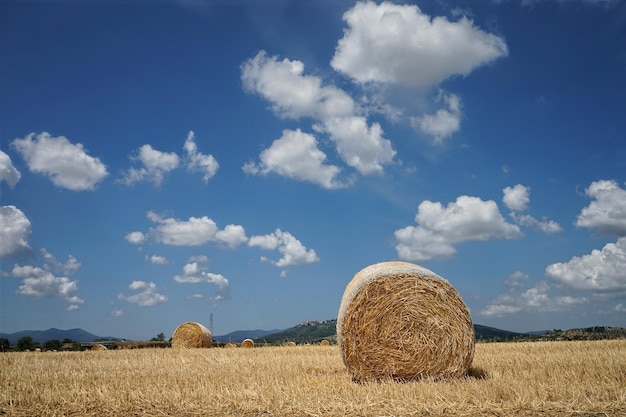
left=241, top=338, right=254, bottom=348
left=286, top=341, right=296, bottom=347
left=337, top=261, right=475, bottom=382
left=224, top=343, right=237, bottom=348
left=90, top=344, right=108, bottom=351
left=320, top=339, right=330, bottom=346
left=171, top=322, right=212, bottom=348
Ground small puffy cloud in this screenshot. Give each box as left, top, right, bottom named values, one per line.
left=40, top=249, right=81, bottom=275
left=331, top=1, right=508, bottom=88
left=241, top=50, right=395, bottom=180
left=248, top=228, right=320, bottom=267
left=615, top=303, right=626, bottom=313
left=183, top=131, right=219, bottom=184
left=173, top=262, right=229, bottom=288
left=0, top=149, right=21, bottom=188
left=110, top=308, right=124, bottom=317
left=118, top=280, right=167, bottom=307
left=503, top=184, right=530, bottom=212
left=411, top=92, right=462, bottom=143
left=146, top=254, right=168, bottom=265
left=125, top=231, right=146, bottom=246
left=394, top=195, right=521, bottom=261
left=146, top=211, right=247, bottom=248
left=0, top=205, right=32, bottom=258
left=119, top=144, right=179, bottom=186
left=511, top=213, right=562, bottom=234
left=11, top=262, right=84, bottom=310
left=11, top=132, right=108, bottom=191
left=504, top=271, right=529, bottom=288
left=481, top=281, right=587, bottom=317
left=575, top=180, right=626, bottom=236
left=242, top=129, right=348, bottom=189
left=545, top=237, right=626, bottom=294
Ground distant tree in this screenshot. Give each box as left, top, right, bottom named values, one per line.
left=62, top=338, right=74, bottom=344
left=43, top=339, right=62, bottom=351
left=151, top=332, right=166, bottom=342
left=0, top=338, right=9, bottom=352
left=16, top=336, right=35, bottom=351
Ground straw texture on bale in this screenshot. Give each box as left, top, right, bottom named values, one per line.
left=91, top=344, right=108, bottom=351
left=171, top=322, right=212, bottom=348
left=224, top=343, right=237, bottom=348
left=241, top=339, right=254, bottom=348
left=286, top=341, right=296, bottom=347
left=337, top=261, right=474, bottom=382
left=320, top=339, right=330, bottom=346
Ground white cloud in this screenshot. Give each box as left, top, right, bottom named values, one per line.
left=118, top=280, right=167, bottom=307
left=125, top=231, right=146, bottom=246
left=241, top=50, right=396, bottom=180
left=11, top=132, right=108, bottom=191
left=0, top=149, right=21, bottom=188
left=614, top=303, right=626, bottom=313
left=110, top=308, right=124, bottom=317
left=503, top=184, right=530, bottom=212
left=411, top=92, right=462, bottom=143
left=511, top=213, right=562, bottom=234
left=183, top=131, right=219, bottom=184
left=146, top=211, right=247, bottom=248
left=40, top=249, right=81, bottom=275
left=11, top=263, right=84, bottom=309
left=331, top=1, right=508, bottom=87
left=481, top=281, right=587, bottom=317
left=394, top=195, right=522, bottom=261
left=0, top=205, right=32, bottom=258
left=242, top=129, right=348, bottom=189
left=545, top=237, right=626, bottom=294
left=147, top=254, right=168, bottom=265
left=575, top=180, right=626, bottom=236
left=248, top=228, right=320, bottom=267
left=173, top=262, right=229, bottom=288
left=119, top=144, right=179, bottom=186
left=504, top=271, right=529, bottom=288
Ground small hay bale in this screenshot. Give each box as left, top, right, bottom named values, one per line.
left=337, top=261, right=474, bottom=382
left=224, top=342, right=237, bottom=348
left=320, top=339, right=330, bottom=346
left=240, top=338, right=254, bottom=348
left=171, top=322, right=212, bottom=348
left=286, top=341, right=296, bottom=347
left=91, top=344, right=108, bottom=351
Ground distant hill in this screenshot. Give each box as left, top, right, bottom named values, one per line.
left=0, top=328, right=120, bottom=345
left=255, top=320, right=539, bottom=345
left=213, top=329, right=283, bottom=343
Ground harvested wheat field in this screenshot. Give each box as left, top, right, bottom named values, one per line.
left=1, top=340, right=625, bottom=416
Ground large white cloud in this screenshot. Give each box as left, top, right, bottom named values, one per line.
left=118, top=280, right=167, bottom=307
left=10, top=250, right=84, bottom=311
left=119, top=144, right=180, bottom=186
left=241, top=50, right=396, bottom=179
left=0, top=205, right=32, bottom=258
left=249, top=228, right=319, bottom=268
left=242, top=128, right=348, bottom=189
left=331, top=1, right=508, bottom=87
left=183, top=131, right=219, bottom=184
left=0, top=149, right=21, bottom=188
left=11, top=132, right=108, bottom=191
left=575, top=180, right=626, bottom=236
left=545, top=237, right=626, bottom=294
left=394, top=195, right=521, bottom=261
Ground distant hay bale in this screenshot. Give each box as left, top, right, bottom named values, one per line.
left=320, top=339, right=330, bottom=346
left=286, top=341, right=296, bottom=347
left=91, top=344, right=108, bottom=351
left=224, top=343, right=237, bottom=348
left=337, top=261, right=475, bottom=382
left=172, top=322, right=212, bottom=348
left=241, top=339, right=254, bottom=348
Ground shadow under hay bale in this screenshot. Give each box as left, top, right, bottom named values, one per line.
left=337, top=261, right=475, bottom=383
left=172, top=322, right=212, bottom=348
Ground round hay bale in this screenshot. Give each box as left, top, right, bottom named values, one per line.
left=337, top=261, right=474, bottom=382
left=91, top=344, right=108, bottom=351
left=224, top=342, right=237, bottom=348
left=286, top=341, right=296, bottom=347
left=240, top=338, right=254, bottom=348
left=320, top=339, right=330, bottom=346
left=171, top=322, right=212, bottom=348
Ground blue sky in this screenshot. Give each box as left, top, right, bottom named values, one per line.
left=1, top=0, right=625, bottom=341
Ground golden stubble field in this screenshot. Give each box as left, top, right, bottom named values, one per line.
left=1, top=340, right=625, bottom=416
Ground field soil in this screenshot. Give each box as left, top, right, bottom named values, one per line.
left=1, top=340, right=625, bottom=416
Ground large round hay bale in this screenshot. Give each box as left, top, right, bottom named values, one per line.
left=337, top=261, right=474, bottom=382
left=240, top=338, right=254, bottom=348
left=171, top=322, right=212, bottom=348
